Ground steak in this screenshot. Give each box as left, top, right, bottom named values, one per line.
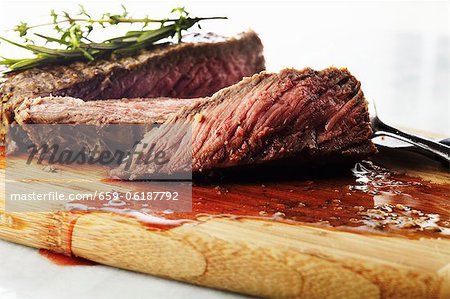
left=1, top=31, right=265, bottom=128
left=11, top=96, right=197, bottom=155
left=111, top=67, right=377, bottom=179
left=14, top=96, right=196, bottom=125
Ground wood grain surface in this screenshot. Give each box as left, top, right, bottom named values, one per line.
left=1, top=146, right=449, bottom=298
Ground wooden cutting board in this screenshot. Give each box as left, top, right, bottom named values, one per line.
left=1, top=145, right=449, bottom=299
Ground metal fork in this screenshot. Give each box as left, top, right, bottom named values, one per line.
left=369, top=103, right=450, bottom=165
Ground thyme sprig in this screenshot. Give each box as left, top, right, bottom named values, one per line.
left=0, top=5, right=226, bottom=72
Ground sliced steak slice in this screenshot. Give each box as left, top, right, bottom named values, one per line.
left=12, top=96, right=196, bottom=156
left=111, top=67, right=377, bottom=179
left=14, top=96, right=196, bottom=125
left=1, top=31, right=265, bottom=127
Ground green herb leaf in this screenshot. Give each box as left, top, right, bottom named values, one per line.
left=14, top=22, right=30, bottom=37
left=0, top=5, right=226, bottom=72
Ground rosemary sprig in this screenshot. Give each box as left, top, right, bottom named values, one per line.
left=0, top=5, right=226, bottom=72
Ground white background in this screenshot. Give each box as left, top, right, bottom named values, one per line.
left=0, top=1, right=449, bottom=298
